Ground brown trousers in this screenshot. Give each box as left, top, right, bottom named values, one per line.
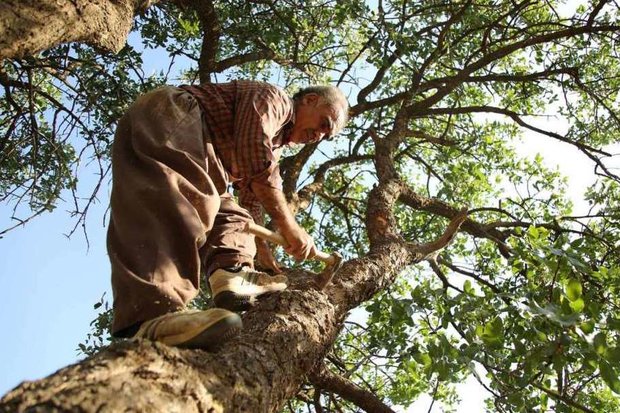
left=107, top=87, right=256, bottom=337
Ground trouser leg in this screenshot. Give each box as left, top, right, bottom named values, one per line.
left=107, top=86, right=219, bottom=337
left=202, top=193, right=257, bottom=278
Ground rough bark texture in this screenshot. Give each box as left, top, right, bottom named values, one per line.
left=0, top=0, right=159, bottom=61
left=0, top=246, right=412, bottom=412
left=0, top=143, right=466, bottom=411
left=0, top=215, right=466, bottom=412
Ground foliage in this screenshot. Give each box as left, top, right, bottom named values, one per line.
left=5, top=0, right=620, bottom=411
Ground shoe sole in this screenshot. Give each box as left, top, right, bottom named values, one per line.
left=211, top=274, right=287, bottom=311
left=178, top=313, right=242, bottom=350
left=215, top=290, right=283, bottom=311
left=213, top=283, right=287, bottom=311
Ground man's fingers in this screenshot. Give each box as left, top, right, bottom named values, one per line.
left=300, top=243, right=316, bottom=261
left=256, top=239, right=283, bottom=273
left=307, top=244, right=318, bottom=260
left=268, top=259, right=282, bottom=273
left=284, top=239, right=316, bottom=261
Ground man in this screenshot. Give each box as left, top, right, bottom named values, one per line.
left=107, top=80, right=348, bottom=349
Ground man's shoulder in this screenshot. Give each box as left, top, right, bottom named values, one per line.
left=235, top=80, right=288, bottom=98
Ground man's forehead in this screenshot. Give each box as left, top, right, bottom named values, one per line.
left=325, top=103, right=347, bottom=133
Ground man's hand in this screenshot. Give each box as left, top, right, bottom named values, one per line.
left=250, top=181, right=317, bottom=262
left=255, top=239, right=282, bottom=273
left=280, top=222, right=317, bottom=261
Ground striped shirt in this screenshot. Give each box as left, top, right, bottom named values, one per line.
left=181, top=81, right=294, bottom=216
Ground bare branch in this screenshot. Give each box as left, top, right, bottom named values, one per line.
left=414, top=208, right=468, bottom=258
left=399, top=184, right=512, bottom=257
left=309, top=365, right=396, bottom=413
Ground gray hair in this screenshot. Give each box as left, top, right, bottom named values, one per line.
left=293, top=85, right=349, bottom=131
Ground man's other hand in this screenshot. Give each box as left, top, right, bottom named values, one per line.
left=255, top=239, right=282, bottom=273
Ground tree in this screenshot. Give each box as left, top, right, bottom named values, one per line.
left=1, top=0, right=620, bottom=411
left=0, top=0, right=160, bottom=61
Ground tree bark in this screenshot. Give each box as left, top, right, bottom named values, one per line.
left=0, top=249, right=406, bottom=412
left=0, top=206, right=465, bottom=412
left=0, top=0, right=160, bottom=61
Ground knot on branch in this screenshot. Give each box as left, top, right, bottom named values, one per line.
left=366, top=180, right=404, bottom=246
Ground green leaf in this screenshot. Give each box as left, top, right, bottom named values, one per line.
left=463, top=279, right=473, bottom=294
left=608, top=316, right=620, bottom=330
left=608, top=346, right=620, bottom=364
left=600, top=360, right=620, bottom=394
left=527, top=226, right=540, bottom=239
left=579, top=320, right=595, bottom=334
left=569, top=298, right=585, bottom=313
left=414, top=352, right=432, bottom=368
left=480, top=317, right=504, bottom=346
left=593, top=333, right=608, bottom=356
left=566, top=279, right=582, bottom=302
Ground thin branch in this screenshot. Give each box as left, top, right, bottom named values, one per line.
left=309, top=365, right=396, bottom=413
left=406, top=23, right=620, bottom=113
left=530, top=382, right=595, bottom=413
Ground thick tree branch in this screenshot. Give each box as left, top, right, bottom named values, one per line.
left=415, top=208, right=468, bottom=258
left=0, top=0, right=160, bottom=61
left=0, top=225, right=432, bottom=412
left=399, top=184, right=512, bottom=257
left=366, top=179, right=404, bottom=246
left=194, top=0, right=220, bottom=83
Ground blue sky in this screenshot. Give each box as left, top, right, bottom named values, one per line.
left=0, top=184, right=111, bottom=394
left=0, top=3, right=615, bottom=407
left=0, top=31, right=164, bottom=395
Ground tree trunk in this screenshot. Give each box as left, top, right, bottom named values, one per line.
left=0, top=244, right=413, bottom=413
left=0, top=177, right=466, bottom=412
left=0, top=0, right=159, bottom=61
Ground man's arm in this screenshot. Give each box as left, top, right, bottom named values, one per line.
left=250, top=181, right=317, bottom=261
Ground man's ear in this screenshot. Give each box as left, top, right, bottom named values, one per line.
left=302, top=93, right=320, bottom=106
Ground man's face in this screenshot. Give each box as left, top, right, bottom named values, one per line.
left=289, top=93, right=345, bottom=145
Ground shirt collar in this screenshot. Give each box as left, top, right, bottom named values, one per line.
left=279, top=96, right=296, bottom=147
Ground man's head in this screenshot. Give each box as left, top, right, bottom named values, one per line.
left=289, top=85, right=349, bottom=145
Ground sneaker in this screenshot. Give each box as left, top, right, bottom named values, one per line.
left=209, top=267, right=288, bottom=311
left=133, top=308, right=242, bottom=350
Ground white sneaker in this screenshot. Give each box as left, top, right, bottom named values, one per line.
left=209, top=267, right=288, bottom=311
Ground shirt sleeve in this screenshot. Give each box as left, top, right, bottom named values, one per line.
left=233, top=84, right=292, bottom=214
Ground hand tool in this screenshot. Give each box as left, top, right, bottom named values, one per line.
left=244, top=222, right=343, bottom=290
